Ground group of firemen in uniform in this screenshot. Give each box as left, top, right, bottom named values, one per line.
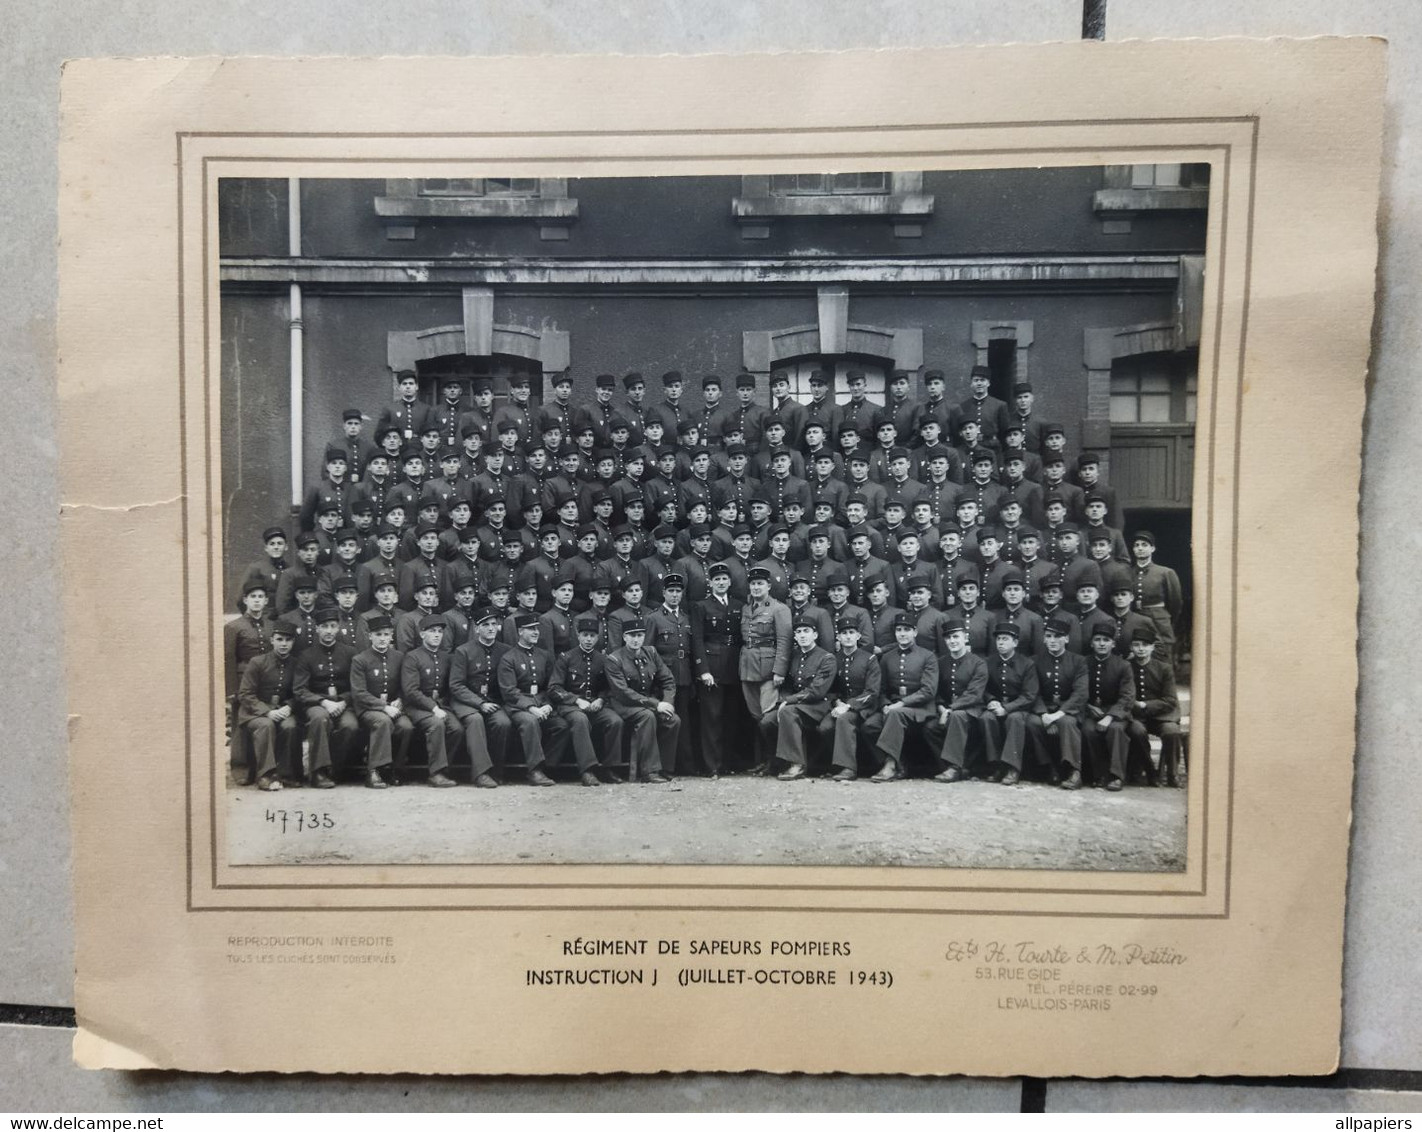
left=225, top=362, right=1186, bottom=794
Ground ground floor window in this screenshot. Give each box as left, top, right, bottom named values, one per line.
left=776, top=356, right=887, bottom=404
left=1109, top=352, right=1197, bottom=424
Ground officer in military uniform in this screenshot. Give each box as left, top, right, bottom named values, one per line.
left=762, top=616, right=837, bottom=781
left=690, top=562, right=744, bottom=776
left=236, top=621, right=301, bottom=790
left=548, top=615, right=626, bottom=786
left=737, top=564, right=792, bottom=770
left=645, top=573, right=695, bottom=775
left=866, top=613, right=940, bottom=782
left=448, top=605, right=510, bottom=788
left=401, top=615, right=464, bottom=787
left=604, top=619, right=678, bottom=783
left=920, top=618, right=988, bottom=782
left=818, top=618, right=881, bottom=781
left=494, top=612, right=559, bottom=786
left=348, top=614, right=414, bottom=788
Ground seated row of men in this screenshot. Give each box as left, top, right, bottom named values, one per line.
left=231, top=563, right=1184, bottom=794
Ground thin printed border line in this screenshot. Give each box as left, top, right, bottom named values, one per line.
left=185, top=122, right=1249, bottom=913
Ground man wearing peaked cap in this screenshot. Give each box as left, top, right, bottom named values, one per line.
left=980, top=620, right=1039, bottom=786
left=646, top=571, right=695, bottom=774
left=954, top=363, right=1007, bottom=449
left=448, top=604, right=512, bottom=788
left=235, top=620, right=301, bottom=791
left=689, top=559, right=745, bottom=776
left=817, top=615, right=881, bottom=781
left=801, top=367, right=840, bottom=444
left=738, top=562, right=793, bottom=772
left=400, top=614, right=463, bottom=786
left=547, top=614, right=626, bottom=786
left=1082, top=622, right=1135, bottom=791
left=722, top=371, right=767, bottom=451
left=768, top=368, right=807, bottom=449
left=921, top=615, right=988, bottom=783
left=1027, top=615, right=1089, bottom=788
left=604, top=617, right=678, bottom=783
left=299, top=445, right=353, bottom=534
left=1125, top=626, right=1184, bottom=787
left=694, top=374, right=724, bottom=448
left=999, top=380, right=1042, bottom=454
left=1129, top=530, right=1184, bottom=664
left=226, top=578, right=275, bottom=707
left=333, top=407, right=379, bottom=484
left=864, top=611, right=939, bottom=782
left=275, top=532, right=323, bottom=615
left=348, top=613, right=414, bottom=788
left=292, top=600, right=360, bottom=787
left=645, top=369, right=688, bottom=441
left=761, top=613, right=837, bottom=781
left=886, top=368, right=923, bottom=446
left=494, top=610, right=559, bottom=786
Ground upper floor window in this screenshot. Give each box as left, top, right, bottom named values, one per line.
left=376, top=177, right=578, bottom=241
left=419, top=177, right=541, bottom=197
left=733, top=171, right=934, bottom=239
left=1126, top=163, right=1211, bottom=190
left=768, top=172, right=889, bottom=195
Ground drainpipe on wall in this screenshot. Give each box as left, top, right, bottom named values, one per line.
left=288, top=177, right=303, bottom=509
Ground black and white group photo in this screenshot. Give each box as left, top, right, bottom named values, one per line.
left=218, top=164, right=1204, bottom=870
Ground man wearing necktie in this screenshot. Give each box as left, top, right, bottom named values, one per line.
left=737, top=565, right=792, bottom=773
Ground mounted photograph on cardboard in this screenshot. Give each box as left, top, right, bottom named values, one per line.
left=220, top=164, right=1203, bottom=875
left=60, top=42, right=1381, bottom=1076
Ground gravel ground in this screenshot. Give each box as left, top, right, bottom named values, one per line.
left=227, top=772, right=1187, bottom=871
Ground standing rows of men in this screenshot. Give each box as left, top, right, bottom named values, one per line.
left=226, top=365, right=1185, bottom=792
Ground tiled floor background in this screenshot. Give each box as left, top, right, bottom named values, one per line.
left=4, top=0, right=1418, bottom=1111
